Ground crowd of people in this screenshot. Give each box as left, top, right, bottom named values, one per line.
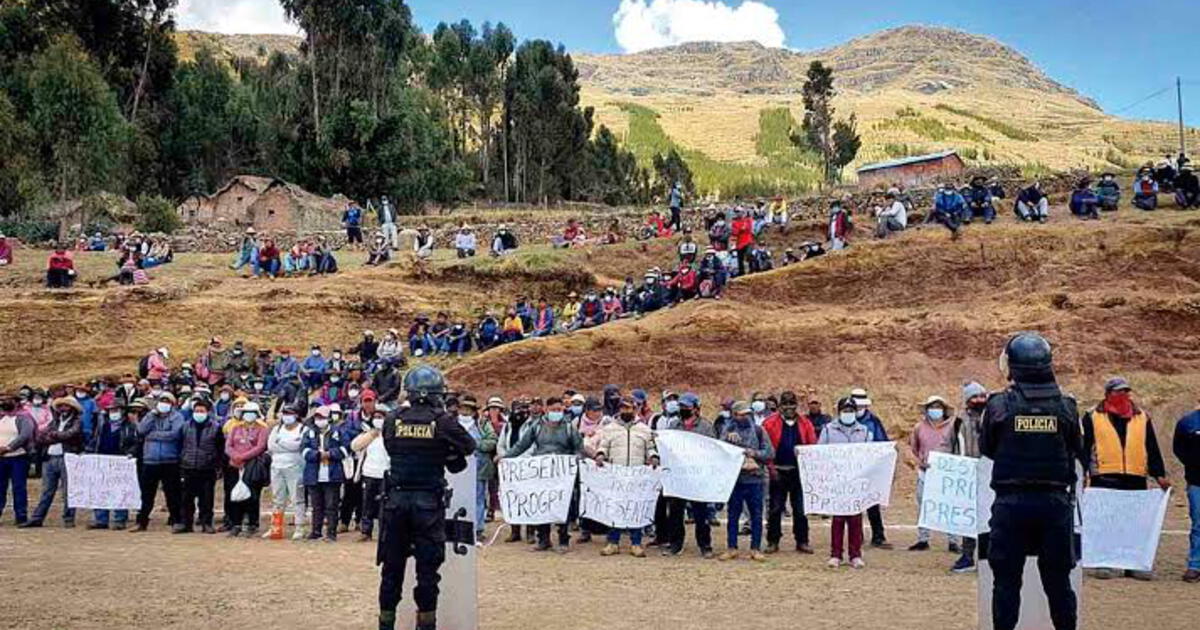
left=1, top=356, right=1196, bottom=583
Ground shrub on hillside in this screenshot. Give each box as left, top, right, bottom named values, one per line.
left=135, top=194, right=181, bottom=234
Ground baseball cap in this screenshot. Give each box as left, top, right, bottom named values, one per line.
left=1104, top=377, right=1132, bottom=393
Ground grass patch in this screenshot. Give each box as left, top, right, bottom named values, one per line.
left=874, top=114, right=991, bottom=144
left=754, top=107, right=821, bottom=169
left=615, top=102, right=822, bottom=197
left=934, top=104, right=1039, bottom=142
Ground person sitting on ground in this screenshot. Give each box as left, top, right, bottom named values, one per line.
left=698, top=248, right=726, bottom=299
left=875, top=191, right=909, bottom=239
left=46, top=245, right=75, bottom=288
left=231, top=228, right=258, bottom=275
left=309, top=236, right=337, bottom=274
left=642, top=210, right=671, bottom=240
left=828, top=200, right=852, bottom=250
left=555, top=219, right=585, bottom=248
left=447, top=320, right=472, bottom=357
left=798, top=241, right=826, bottom=261
left=666, top=262, right=699, bottom=303
left=964, top=176, right=996, bottom=224
left=256, top=238, right=281, bottom=278
left=365, top=233, right=390, bottom=266
left=143, top=239, right=172, bottom=268
left=1175, top=165, right=1199, bottom=209
left=454, top=225, right=477, bottom=258
left=576, top=291, right=603, bottom=329
left=1069, top=178, right=1101, bottom=220
left=1154, top=158, right=1177, bottom=193
left=1133, top=168, right=1160, bottom=211
left=376, top=330, right=403, bottom=366
left=748, top=244, right=773, bottom=274
left=560, top=292, right=581, bottom=330
left=500, top=308, right=525, bottom=344
left=87, top=232, right=107, bottom=252
left=1016, top=181, right=1050, bottom=222
left=491, top=225, right=518, bottom=256
left=1096, top=173, right=1121, bottom=211
left=531, top=298, right=555, bottom=338
left=430, top=312, right=452, bottom=354
left=708, top=214, right=731, bottom=251
left=603, top=218, right=623, bottom=245
left=414, top=225, right=434, bottom=260
left=600, top=289, right=623, bottom=322
left=782, top=248, right=801, bottom=266
left=407, top=315, right=434, bottom=357
left=0, top=232, right=12, bottom=266
left=475, top=313, right=501, bottom=351
left=636, top=271, right=667, bottom=314
left=677, top=228, right=699, bottom=264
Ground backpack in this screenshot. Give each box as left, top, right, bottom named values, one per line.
left=137, top=355, right=150, bottom=379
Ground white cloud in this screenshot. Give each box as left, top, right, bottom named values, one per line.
left=175, top=0, right=298, bottom=35
left=613, top=0, right=786, bottom=53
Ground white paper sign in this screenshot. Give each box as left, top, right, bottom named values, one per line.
left=655, top=431, right=744, bottom=503
left=497, top=455, right=578, bottom=525
left=64, top=453, right=141, bottom=510
left=797, top=442, right=897, bottom=516
left=1081, top=487, right=1170, bottom=571
left=579, top=461, right=662, bottom=529
left=917, top=452, right=981, bottom=537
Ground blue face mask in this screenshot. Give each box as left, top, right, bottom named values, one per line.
left=193, top=413, right=209, bottom=423
left=546, top=411, right=564, bottom=423
left=927, top=408, right=945, bottom=421
left=664, top=400, right=679, bottom=415
left=569, top=405, right=583, bottom=415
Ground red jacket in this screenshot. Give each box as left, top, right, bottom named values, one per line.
left=47, top=251, right=74, bottom=271
left=731, top=217, right=754, bottom=249
left=762, top=412, right=816, bottom=474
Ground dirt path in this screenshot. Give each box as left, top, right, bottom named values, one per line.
left=2, top=517, right=1194, bottom=630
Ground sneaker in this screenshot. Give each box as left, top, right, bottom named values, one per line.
left=951, top=557, right=977, bottom=574
left=201, top=525, right=216, bottom=534
left=324, top=536, right=337, bottom=543
left=171, top=524, right=187, bottom=534
left=600, top=543, right=619, bottom=557
left=307, top=531, right=323, bottom=541
left=1090, top=568, right=1120, bottom=580
left=244, top=526, right=259, bottom=536
left=62, top=520, right=75, bottom=529
left=701, top=549, right=715, bottom=559
left=750, top=551, right=767, bottom=562
left=291, top=529, right=305, bottom=540
left=227, top=527, right=241, bottom=538
left=908, top=541, right=930, bottom=551
left=532, top=542, right=552, bottom=552
left=796, top=544, right=815, bottom=555
left=504, top=531, right=522, bottom=544
left=357, top=533, right=373, bottom=543
left=17, top=520, right=43, bottom=529
left=850, top=557, right=866, bottom=569
left=1126, top=570, right=1155, bottom=581
left=87, top=523, right=109, bottom=530
left=764, top=542, right=779, bottom=554
left=718, top=550, right=739, bottom=561
left=826, top=557, right=842, bottom=569
left=948, top=542, right=962, bottom=554
left=630, top=545, right=646, bottom=558
left=1183, top=569, right=1200, bottom=583
left=870, top=538, right=893, bottom=550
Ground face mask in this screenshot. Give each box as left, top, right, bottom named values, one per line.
left=333, top=353, right=342, bottom=360
left=348, top=389, right=360, bottom=399
left=156, top=402, right=172, bottom=414
left=458, top=414, right=475, bottom=426
left=751, top=401, right=766, bottom=413
left=193, top=413, right=209, bottom=423
left=220, top=393, right=231, bottom=402
left=282, top=414, right=297, bottom=425
left=927, top=408, right=944, bottom=421
left=719, top=410, right=730, bottom=419
left=619, top=412, right=635, bottom=422
left=315, top=419, right=329, bottom=430
left=839, top=412, right=857, bottom=426
left=329, top=413, right=342, bottom=423
left=243, top=412, right=258, bottom=421
left=546, top=411, right=564, bottom=423
left=330, top=377, right=340, bottom=385
left=855, top=408, right=866, bottom=419
left=75, top=391, right=87, bottom=400
left=311, top=350, right=321, bottom=357
left=680, top=408, right=694, bottom=419
left=108, top=411, right=123, bottom=422
left=253, top=383, right=263, bottom=391
left=664, top=400, right=679, bottom=414
left=569, top=405, right=582, bottom=415
left=33, top=398, right=44, bottom=407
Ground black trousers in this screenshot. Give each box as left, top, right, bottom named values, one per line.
left=221, top=465, right=235, bottom=528
left=309, top=482, right=341, bottom=537
left=664, top=497, right=711, bottom=552
left=181, top=468, right=217, bottom=528
left=653, top=494, right=669, bottom=540
left=987, top=491, right=1077, bottom=630
left=138, top=463, right=182, bottom=527
left=379, top=489, right=446, bottom=614
left=867, top=504, right=886, bottom=542
left=536, top=487, right=578, bottom=546
left=340, top=478, right=363, bottom=526
left=362, top=477, right=383, bottom=535
left=669, top=206, right=681, bottom=231
left=767, top=467, right=809, bottom=546
left=224, top=467, right=262, bottom=529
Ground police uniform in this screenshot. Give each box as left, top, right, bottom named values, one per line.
left=376, top=373, right=475, bottom=630
left=980, top=344, right=1085, bottom=630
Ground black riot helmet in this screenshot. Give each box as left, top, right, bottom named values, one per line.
left=1001, top=332, right=1055, bottom=383
left=402, top=365, right=447, bottom=403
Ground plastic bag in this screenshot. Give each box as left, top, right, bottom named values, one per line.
left=231, top=471, right=252, bottom=502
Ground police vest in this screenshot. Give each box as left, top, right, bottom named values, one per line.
left=384, top=404, right=449, bottom=491
left=989, top=387, right=1077, bottom=490
left=1090, top=410, right=1148, bottom=477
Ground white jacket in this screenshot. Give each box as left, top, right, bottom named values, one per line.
left=268, top=423, right=305, bottom=469
left=351, top=430, right=389, bottom=480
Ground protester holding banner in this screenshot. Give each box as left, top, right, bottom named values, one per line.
left=134, top=392, right=186, bottom=532
left=762, top=391, right=817, bottom=555
left=1174, top=404, right=1200, bottom=583
left=819, top=397, right=873, bottom=568
left=21, top=397, right=84, bottom=528
left=851, top=388, right=893, bottom=549
left=86, top=399, right=139, bottom=529
left=945, top=381, right=988, bottom=573
left=658, top=393, right=716, bottom=557
left=719, top=401, right=774, bottom=561
left=908, top=395, right=958, bottom=552
left=502, top=397, right=584, bottom=552
left=595, top=397, right=658, bottom=557
left=1082, top=377, right=1170, bottom=580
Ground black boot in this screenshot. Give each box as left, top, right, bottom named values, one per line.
left=415, top=611, right=436, bottom=630
left=377, top=610, right=396, bottom=630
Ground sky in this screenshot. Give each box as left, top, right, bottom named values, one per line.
left=175, top=0, right=1199, bottom=126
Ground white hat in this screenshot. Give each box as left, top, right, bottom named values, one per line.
left=241, top=402, right=261, bottom=415
left=921, top=395, right=948, bottom=408
left=157, top=347, right=169, bottom=358
left=850, top=388, right=871, bottom=407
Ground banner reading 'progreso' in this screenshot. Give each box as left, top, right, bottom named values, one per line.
left=578, top=461, right=661, bottom=529
left=497, top=454, right=579, bottom=525
left=797, top=442, right=897, bottom=516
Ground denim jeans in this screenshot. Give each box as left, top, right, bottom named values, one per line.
left=726, top=480, right=764, bottom=550
left=0, top=455, right=31, bottom=523
left=1188, top=485, right=1200, bottom=571
left=475, top=479, right=487, bottom=537
left=32, top=454, right=75, bottom=523
left=92, top=508, right=129, bottom=526
left=606, top=528, right=644, bottom=546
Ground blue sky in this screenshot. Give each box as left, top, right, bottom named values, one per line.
left=177, top=0, right=1199, bottom=125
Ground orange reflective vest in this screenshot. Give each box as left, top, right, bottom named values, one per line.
left=1090, top=410, right=1148, bottom=477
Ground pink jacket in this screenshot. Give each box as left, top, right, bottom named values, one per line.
left=909, top=417, right=953, bottom=469
left=147, top=353, right=169, bottom=381
left=225, top=421, right=269, bottom=467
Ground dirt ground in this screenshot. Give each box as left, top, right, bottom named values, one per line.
left=2, top=483, right=1195, bottom=630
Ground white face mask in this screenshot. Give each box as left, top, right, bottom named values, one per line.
left=314, top=418, right=329, bottom=430
left=242, top=412, right=258, bottom=421
left=33, top=398, right=44, bottom=407
left=348, top=389, right=360, bottom=399
left=371, top=416, right=385, bottom=430
left=281, top=414, right=297, bottom=426
left=220, top=393, right=231, bottom=402
left=855, top=408, right=866, bottom=419
left=253, top=383, right=263, bottom=391
left=839, top=412, right=857, bottom=426
left=311, top=350, right=321, bottom=357
left=156, top=402, right=172, bottom=414
left=108, top=412, right=122, bottom=422
left=664, top=400, right=679, bottom=415
left=751, top=401, right=766, bottom=413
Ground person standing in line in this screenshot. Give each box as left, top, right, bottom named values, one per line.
left=21, top=397, right=84, bottom=528
left=820, top=397, right=872, bottom=569
left=762, top=391, right=817, bottom=555
left=908, top=395, right=959, bottom=552
left=719, top=401, right=774, bottom=562
left=946, top=381, right=988, bottom=573
left=266, top=405, right=308, bottom=540
left=134, top=392, right=185, bottom=532
left=1174, top=401, right=1200, bottom=583
left=303, top=406, right=346, bottom=542
left=178, top=399, right=222, bottom=534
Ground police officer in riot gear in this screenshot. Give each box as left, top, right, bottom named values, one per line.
left=980, top=333, right=1086, bottom=630
left=377, top=366, right=476, bottom=630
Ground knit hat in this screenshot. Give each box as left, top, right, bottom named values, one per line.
left=962, top=381, right=987, bottom=405
left=732, top=401, right=751, bottom=415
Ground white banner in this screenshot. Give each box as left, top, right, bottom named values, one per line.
left=579, top=461, right=662, bottom=529
left=1081, top=487, right=1171, bottom=571
left=497, top=455, right=578, bottom=525
left=655, top=431, right=744, bottom=503
left=797, top=442, right=897, bottom=516
left=64, top=453, right=141, bottom=510
left=917, top=452, right=981, bottom=537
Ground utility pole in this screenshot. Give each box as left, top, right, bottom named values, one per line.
left=1178, top=76, right=1187, bottom=157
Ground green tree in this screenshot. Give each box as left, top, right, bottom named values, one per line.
left=27, top=35, right=131, bottom=201
left=793, top=60, right=860, bottom=184
left=135, top=192, right=180, bottom=233
left=652, top=148, right=694, bottom=195
left=0, top=90, right=45, bottom=218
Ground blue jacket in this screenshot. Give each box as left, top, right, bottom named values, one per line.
left=966, top=185, right=993, bottom=208
left=934, top=190, right=967, bottom=215
left=273, top=356, right=299, bottom=381
left=342, top=206, right=363, bottom=227
left=301, top=426, right=346, bottom=485
left=76, top=395, right=98, bottom=438
left=858, top=410, right=890, bottom=442
left=1174, top=411, right=1200, bottom=486
left=137, top=410, right=186, bottom=464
